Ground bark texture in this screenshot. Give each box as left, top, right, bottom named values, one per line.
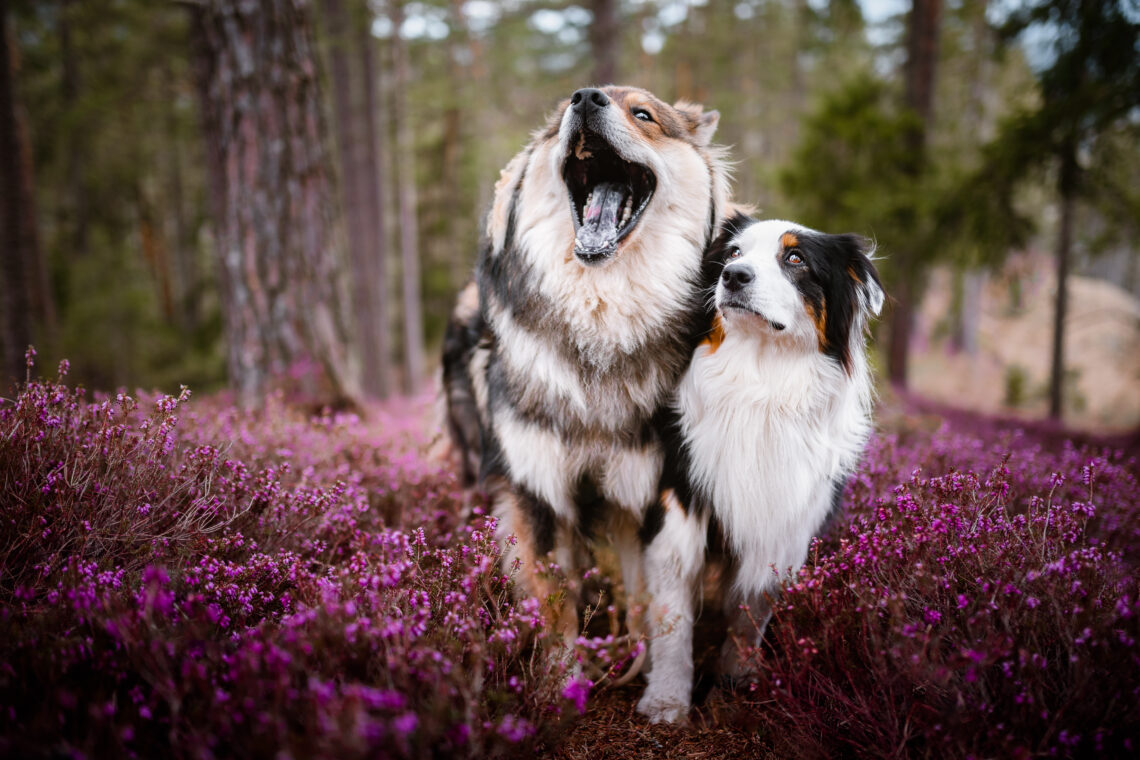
left=589, top=0, right=619, bottom=85
left=390, top=0, right=424, bottom=392
left=354, top=6, right=392, bottom=398
left=888, top=0, right=943, bottom=388
left=1, top=6, right=31, bottom=385
left=1049, top=144, right=1077, bottom=420
left=190, top=0, right=363, bottom=407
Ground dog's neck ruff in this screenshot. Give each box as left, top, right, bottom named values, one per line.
left=675, top=328, right=874, bottom=590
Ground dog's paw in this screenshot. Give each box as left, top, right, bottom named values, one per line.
left=636, top=688, right=690, bottom=725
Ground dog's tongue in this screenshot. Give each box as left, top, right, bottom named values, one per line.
left=576, top=181, right=629, bottom=253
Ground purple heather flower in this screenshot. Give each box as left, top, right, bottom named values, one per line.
left=562, top=674, right=592, bottom=715
left=392, top=711, right=418, bottom=736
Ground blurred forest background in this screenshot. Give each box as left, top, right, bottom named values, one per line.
left=1, top=0, right=1138, bottom=427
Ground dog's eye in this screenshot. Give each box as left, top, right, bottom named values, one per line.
left=785, top=250, right=804, bottom=265
left=632, top=107, right=654, bottom=122
left=728, top=247, right=742, bottom=259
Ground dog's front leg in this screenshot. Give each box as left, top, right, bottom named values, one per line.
left=492, top=483, right=580, bottom=653
left=637, top=493, right=707, bottom=724
left=718, top=583, right=774, bottom=681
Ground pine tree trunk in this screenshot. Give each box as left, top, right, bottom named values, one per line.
left=354, top=6, right=392, bottom=398
left=904, top=0, right=941, bottom=126
left=889, top=0, right=943, bottom=388
left=390, top=0, right=424, bottom=393
left=320, top=0, right=364, bottom=281
left=1048, top=145, right=1077, bottom=421
left=589, top=0, right=619, bottom=84
left=1, top=6, right=32, bottom=384
left=887, top=273, right=914, bottom=387
left=320, top=0, right=389, bottom=399
left=59, top=0, right=88, bottom=260
left=950, top=0, right=989, bottom=356
left=163, top=61, right=196, bottom=332
left=15, top=70, right=52, bottom=334
left=189, top=0, right=364, bottom=408
left=442, top=0, right=468, bottom=289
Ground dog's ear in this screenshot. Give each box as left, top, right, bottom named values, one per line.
left=673, top=100, right=719, bottom=147
left=844, top=239, right=884, bottom=317
left=488, top=150, right=529, bottom=255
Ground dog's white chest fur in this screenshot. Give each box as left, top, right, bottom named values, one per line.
left=676, top=331, right=872, bottom=590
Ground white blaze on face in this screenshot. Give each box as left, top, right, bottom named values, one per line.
left=715, top=219, right=816, bottom=347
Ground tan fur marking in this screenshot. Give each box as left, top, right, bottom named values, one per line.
left=806, top=301, right=828, bottom=353
left=781, top=232, right=800, bottom=250
left=499, top=489, right=577, bottom=645
left=453, top=281, right=479, bottom=323
left=700, top=314, right=726, bottom=354
left=847, top=264, right=863, bottom=284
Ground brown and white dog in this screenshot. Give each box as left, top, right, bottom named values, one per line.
left=637, top=215, right=884, bottom=723
left=441, top=86, right=730, bottom=649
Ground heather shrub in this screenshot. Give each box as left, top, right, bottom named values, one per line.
left=5, top=352, right=1138, bottom=758
left=0, top=358, right=583, bottom=758
left=748, top=426, right=1140, bottom=758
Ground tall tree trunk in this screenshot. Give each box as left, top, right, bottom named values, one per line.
left=321, top=0, right=389, bottom=399
left=15, top=70, right=52, bottom=334
left=163, top=60, right=196, bottom=332
left=354, top=3, right=392, bottom=398
left=351, top=4, right=392, bottom=398
left=904, top=0, right=941, bottom=126
left=59, top=0, right=88, bottom=260
left=189, top=0, right=364, bottom=408
left=950, top=268, right=986, bottom=355
left=1048, top=144, right=1077, bottom=421
left=442, top=0, right=468, bottom=288
left=1, top=6, right=32, bottom=384
left=887, top=273, right=915, bottom=387
left=589, top=0, right=619, bottom=84
left=888, top=0, right=943, bottom=388
left=951, top=0, right=990, bottom=355
left=390, top=0, right=424, bottom=392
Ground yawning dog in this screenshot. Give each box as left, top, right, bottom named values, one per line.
left=637, top=215, right=884, bottom=723
left=441, top=86, right=730, bottom=648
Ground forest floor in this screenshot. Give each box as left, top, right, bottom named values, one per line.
left=2, top=366, right=1138, bottom=758
left=913, top=255, right=1140, bottom=431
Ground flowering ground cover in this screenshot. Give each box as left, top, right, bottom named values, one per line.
left=2, top=353, right=1138, bottom=758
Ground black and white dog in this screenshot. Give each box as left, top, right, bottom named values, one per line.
left=637, top=215, right=884, bottom=723
left=441, top=87, right=731, bottom=647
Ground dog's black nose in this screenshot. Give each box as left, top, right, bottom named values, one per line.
left=571, top=88, right=610, bottom=113
left=721, top=265, right=754, bottom=291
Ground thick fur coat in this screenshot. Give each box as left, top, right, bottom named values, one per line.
left=442, top=86, right=731, bottom=641
left=637, top=216, right=885, bottom=723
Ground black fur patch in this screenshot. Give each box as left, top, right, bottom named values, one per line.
left=518, top=486, right=557, bottom=557
left=441, top=292, right=488, bottom=487
left=638, top=498, right=665, bottom=545
left=780, top=230, right=882, bottom=373
left=574, top=473, right=607, bottom=541
left=703, top=212, right=756, bottom=295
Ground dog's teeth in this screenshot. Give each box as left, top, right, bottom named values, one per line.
left=619, top=196, right=633, bottom=227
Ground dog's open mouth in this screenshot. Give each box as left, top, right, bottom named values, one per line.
left=562, top=130, right=656, bottom=264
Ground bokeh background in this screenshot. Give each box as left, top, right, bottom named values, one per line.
left=2, top=0, right=1137, bottom=429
